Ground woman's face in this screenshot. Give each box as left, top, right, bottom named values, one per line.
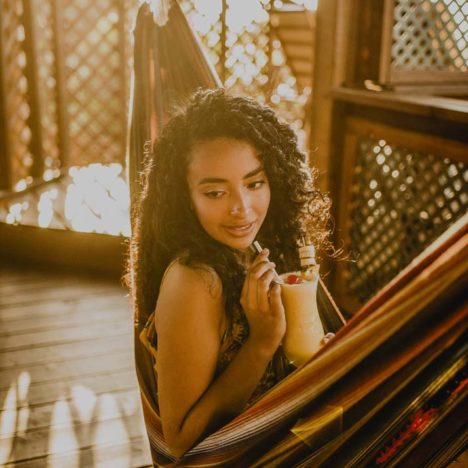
left=187, top=137, right=271, bottom=251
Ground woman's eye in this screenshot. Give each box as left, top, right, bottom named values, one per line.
left=204, top=190, right=225, bottom=199
left=247, top=180, right=266, bottom=190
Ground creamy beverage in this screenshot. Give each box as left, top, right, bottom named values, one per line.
left=280, top=265, right=325, bottom=366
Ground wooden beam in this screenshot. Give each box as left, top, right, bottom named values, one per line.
left=0, top=223, right=125, bottom=277
left=332, top=88, right=468, bottom=126
left=308, top=0, right=344, bottom=192
left=116, top=0, right=127, bottom=165
left=22, top=0, right=44, bottom=179
left=0, top=4, right=12, bottom=189
left=51, top=0, right=70, bottom=169
left=346, top=116, right=468, bottom=163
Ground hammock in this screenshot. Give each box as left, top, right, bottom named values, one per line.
left=128, top=2, right=468, bottom=466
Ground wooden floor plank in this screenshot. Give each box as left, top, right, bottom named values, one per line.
left=3, top=399, right=147, bottom=462
left=0, top=334, right=132, bottom=370
left=0, top=368, right=137, bottom=409
left=0, top=306, right=132, bottom=335
left=0, top=295, right=130, bottom=322
left=4, top=435, right=152, bottom=467
left=0, top=284, right=124, bottom=308
left=0, top=351, right=134, bottom=390
left=0, top=264, right=152, bottom=466
left=0, top=321, right=131, bottom=352
left=0, top=389, right=140, bottom=437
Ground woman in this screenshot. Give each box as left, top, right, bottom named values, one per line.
left=128, top=88, right=331, bottom=458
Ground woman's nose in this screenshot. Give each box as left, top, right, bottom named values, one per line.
left=229, top=190, right=251, bottom=216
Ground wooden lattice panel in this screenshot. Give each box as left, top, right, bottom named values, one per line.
left=223, top=0, right=270, bottom=95
left=61, top=0, right=126, bottom=166
left=179, top=0, right=223, bottom=72
left=0, top=0, right=34, bottom=188
left=392, top=0, right=467, bottom=72
left=346, top=136, right=467, bottom=303
left=181, top=0, right=273, bottom=95
left=178, top=0, right=307, bottom=134
left=35, top=0, right=61, bottom=178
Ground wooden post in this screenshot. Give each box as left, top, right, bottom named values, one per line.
left=0, top=4, right=12, bottom=190
left=51, top=0, right=70, bottom=170
left=116, top=0, right=128, bottom=165
left=220, top=0, right=227, bottom=85
left=353, top=0, right=385, bottom=86
left=308, top=0, right=341, bottom=193
left=379, top=0, right=395, bottom=85
left=22, top=0, right=44, bottom=179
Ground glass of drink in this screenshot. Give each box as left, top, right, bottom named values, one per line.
left=280, top=265, right=325, bottom=367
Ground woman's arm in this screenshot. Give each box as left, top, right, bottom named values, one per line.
left=155, top=254, right=284, bottom=458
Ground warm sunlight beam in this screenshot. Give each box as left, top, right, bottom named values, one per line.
left=38, top=188, right=58, bottom=228
left=64, top=164, right=130, bottom=235
left=0, top=383, right=17, bottom=464
left=70, top=384, right=97, bottom=425
left=47, top=396, right=80, bottom=468
left=92, top=393, right=130, bottom=467
left=16, top=372, right=31, bottom=437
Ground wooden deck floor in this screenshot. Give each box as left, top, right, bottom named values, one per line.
left=0, top=262, right=152, bottom=467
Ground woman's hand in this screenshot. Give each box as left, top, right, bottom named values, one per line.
left=240, top=248, right=286, bottom=355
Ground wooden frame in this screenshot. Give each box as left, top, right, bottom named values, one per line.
left=332, top=115, right=468, bottom=313
left=379, top=0, right=468, bottom=86
left=0, top=222, right=125, bottom=277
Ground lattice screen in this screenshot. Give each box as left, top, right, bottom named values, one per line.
left=346, top=137, right=467, bottom=302
left=180, top=0, right=271, bottom=97
left=179, top=0, right=223, bottom=76
left=0, top=0, right=34, bottom=189
left=179, top=0, right=307, bottom=136
left=61, top=0, right=127, bottom=167
left=391, top=0, right=468, bottom=73
left=1, top=0, right=309, bottom=192
left=0, top=0, right=132, bottom=192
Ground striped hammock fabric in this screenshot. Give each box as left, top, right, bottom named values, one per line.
left=135, top=214, right=466, bottom=466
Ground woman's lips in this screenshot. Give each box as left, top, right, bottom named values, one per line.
left=223, top=222, right=255, bottom=237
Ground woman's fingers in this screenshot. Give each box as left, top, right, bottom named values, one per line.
left=241, top=249, right=269, bottom=304
left=246, top=261, right=276, bottom=308
left=268, top=283, right=284, bottom=314
left=251, top=248, right=270, bottom=268
left=256, top=268, right=278, bottom=312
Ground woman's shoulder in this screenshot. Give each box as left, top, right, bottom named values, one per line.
left=160, top=258, right=223, bottom=301
left=155, top=258, right=225, bottom=337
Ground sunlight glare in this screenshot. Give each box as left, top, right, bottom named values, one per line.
left=64, top=164, right=130, bottom=235
left=70, top=384, right=97, bottom=425
left=226, top=0, right=268, bottom=34
left=15, top=372, right=31, bottom=437
left=0, top=383, right=17, bottom=464
left=38, top=188, right=58, bottom=228
left=6, top=202, right=28, bottom=224
left=47, top=396, right=80, bottom=467
left=92, top=393, right=130, bottom=467
left=290, top=0, right=318, bottom=10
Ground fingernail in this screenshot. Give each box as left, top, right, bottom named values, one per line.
left=263, top=248, right=269, bottom=255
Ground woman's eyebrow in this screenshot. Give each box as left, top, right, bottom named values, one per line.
left=198, top=166, right=264, bottom=185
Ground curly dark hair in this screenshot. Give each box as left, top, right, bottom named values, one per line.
left=128, top=88, right=331, bottom=327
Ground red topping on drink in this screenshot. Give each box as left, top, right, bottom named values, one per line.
left=286, top=274, right=303, bottom=284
